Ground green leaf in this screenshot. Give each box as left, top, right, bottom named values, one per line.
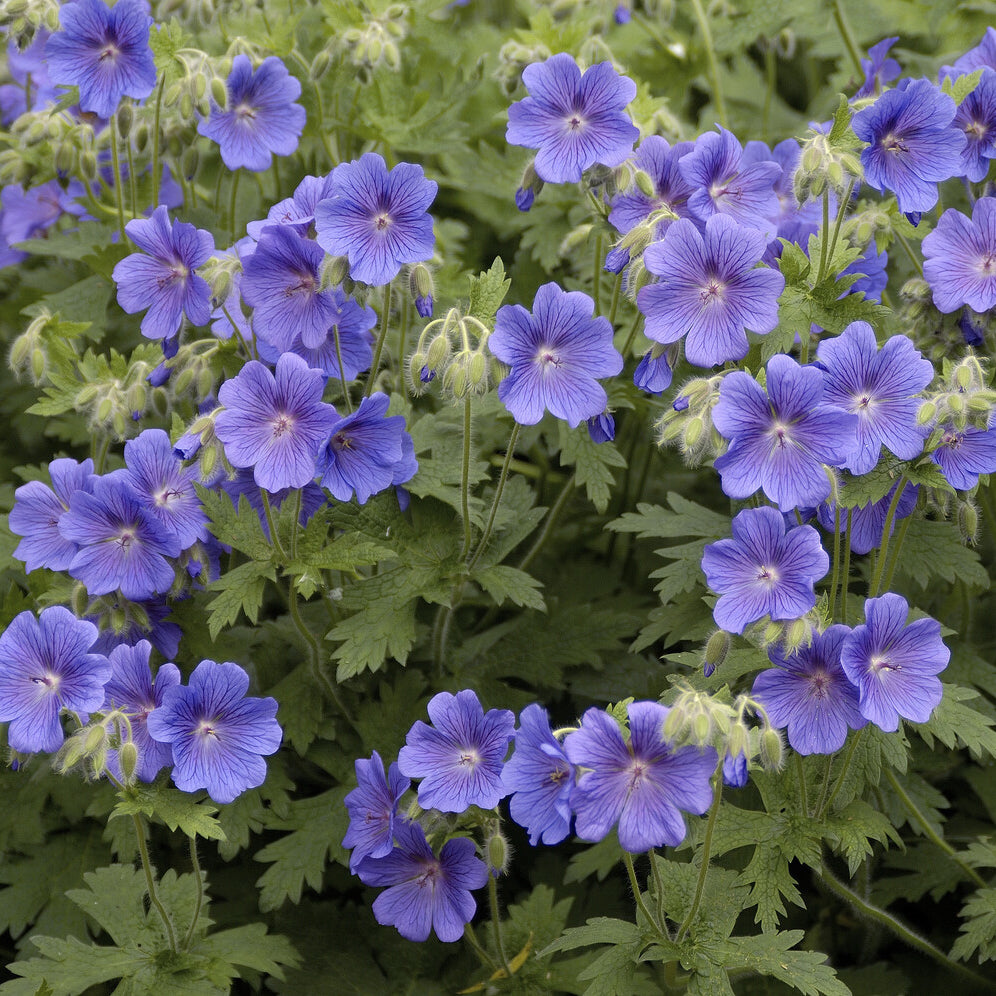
left=916, top=684, right=996, bottom=760
left=198, top=923, right=299, bottom=979
left=149, top=18, right=190, bottom=85
left=1, top=936, right=146, bottom=996
left=111, top=782, right=226, bottom=841
left=558, top=422, right=626, bottom=513
left=720, top=930, right=850, bottom=996
left=891, top=519, right=990, bottom=591
left=473, top=564, right=545, bottom=609
left=467, top=257, right=511, bottom=328
left=564, top=836, right=624, bottom=884
left=254, top=788, right=349, bottom=911
left=608, top=495, right=731, bottom=539
left=941, top=68, right=984, bottom=103
left=824, top=799, right=901, bottom=876
left=205, top=560, right=277, bottom=639
left=196, top=486, right=273, bottom=561
left=539, top=917, right=641, bottom=956
left=951, top=887, right=996, bottom=963
left=22, top=275, right=112, bottom=333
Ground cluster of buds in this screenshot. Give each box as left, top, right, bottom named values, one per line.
left=655, top=374, right=727, bottom=465
left=9, top=312, right=53, bottom=384
left=163, top=47, right=229, bottom=123
left=794, top=109, right=864, bottom=203
left=175, top=407, right=225, bottom=481
left=56, top=710, right=139, bottom=784
left=919, top=352, right=996, bottom=434
left=604, top=203, right=677, bottom=275
left=157, top=0, right=224, bottom=29
left=496, top=39, right=552, bottom=97
left=744, top=607, right=823, bottom=657
left=0, top=0, right=59, bottom=47
left=340, top=4, right=406, bottom=77
left=410, top=307, right=494, bottom=400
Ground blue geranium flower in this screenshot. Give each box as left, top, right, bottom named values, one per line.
left=147, top=659, right=282, bottom=804
left=314, top=152, right=437, bottom=286
left=506, top=52, right=639, bottom=183
left=343, top=751, right=410, bottom=871
left=489, top=283, right=623, bottom=427
left=922, top=198, right=996, bottom=314
left=198, top=55, right=305, bottom=172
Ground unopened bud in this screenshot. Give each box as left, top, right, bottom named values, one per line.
left=487, top=832, right=509, bottom=875
left=958, top=501, right=980, bottom=545
left=784, top=617, right=812, bottom=653
left=468, top=351, right=487, bottom=386
left=116, top=102, right=134, bottom=137
left=80, top=151, right=98, bottom=181
left=383, top=41, right=401, bottom=71
left=118, top=741, right=139, bottom=782
left=321, top=254, right=350, bottom=288
left=71, top=583, right=90, bottom=618
left=55, top=142, right=76, bottom=174
left=211, top=76, right=228, bottom=109
left=692, top=711, right=712, bottom=745
left=683, top=416, right=704, bottom=450
left=949, top=392, right=966, bottom=414
left=955, top=364, right=973, bottom=390
left=181, top=145, right=199, bottom=180
left=633, top=169, right=656, bottom=198
left=96, top=397, right=113, bottom=422
left=727, top=722, right=748, bottom=760
left=200, top=443, right=218, bottom=477
left=760, top=727, right=784, bottom=770
left=84, top=724, right=106, bottom=755
left=31, top=347, right=46, bottom=382
left=702, top=630, right=730, bottom=677
left=917, top=400, right=937, bottom=426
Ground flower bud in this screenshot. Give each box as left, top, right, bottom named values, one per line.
left=84, top=724, right=106, bottom=755
left=759, top=727, right=784, bottom=770
left=31, top=347, right=46, bottom=382
left=633, top=169, right=656, bottom=198
left=916, top=400, right=937, bottom=426
left=702, top=629, right=730, bottom=677
left=71, top=583, right=90, bottom=618
left=181, top=145, right=199, bottom=181
left=468, top=351, right=487, bottom=387
left=115, top=102, right=134, bottom=137
left=80, top=151, right=98, bottom=181
left=383, top=41, right=401, bottom=71
left=180, top=91, right=194, bottom=120
left=958, top=500, right=980, bottom=545
left=692, top=711, right=713, bottom=745
left=210, top=76, right=228, bottom=109
left=321, top=254, right=350, bottom=288
left=486, top=832, right=510, bottom=876
left=118, top=741, right=139, bottom=783
left=727, top=721, right=749, bottom=760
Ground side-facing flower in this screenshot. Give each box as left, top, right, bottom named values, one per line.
left=562, top=700, right=717, bottom=853
left=817, top=482, right=919, bottom=556
left=855, top=37, right=901, bottom=98
left=953, top=70, right=996, bottom=182
left=356, top=821, right=488, bottom=942
left=317, top=393, right=418, bottom=504
left=314, top=152, right=437, bottom=286
left=506, top=53, right=639, bottom=183
left=840, top=593, right=949, bottom=731
left=215, top=353, right=339, bottom=493
left=101, top=640, right=180, bottom=782
left=112, top=207, right=215, bottom=342
left=501, top=704, right=574, bottom=846
left=0, top=607, right=111, bottom=753
left=608, top=136, right=696, bottom=238
left=929, top=424, right=996, bottom=490
left=713, top=355, right=858, bottom=510
left=752, top=625, right=866, bottom=754
left=815, top=322, right=933, bottom=475
left=701, top=506, right=830, bottom=635
left=638, top=214, right=785, bottom=367
left=489, top=282, right=623, bottom=426
left=343, top=750, right=410, bottom=871
left=922, top=198, right=996, bottom=313
left=147, top=659, right=282, bottom=804
left=852, top=79, right=966, bottom=214
left=45, top=0, right=155, bottom=118
left=398, top=689, right=515, bottom=813
left=198, top=55, right=305, bottom=172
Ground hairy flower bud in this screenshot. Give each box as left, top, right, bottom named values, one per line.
left=702, top=629, right=731, bottom=677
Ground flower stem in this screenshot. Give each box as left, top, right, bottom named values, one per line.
left=124, top=115, right=139, bottom=222
left=795, top=752, right=810, bottom=817
left=883, top=768, right=986, bottom=888
left=228, top=169, right=241, bottom=243
left=608, top=272, right=623, bottom=326
left=487, top=875, right=511, bottom=977
left=829, top=503, right=842, bottom=621
left=592, top=233, right=603, bottom=316
left=649, top=850, right=669, bottom=936
left=816, top=861, right=996, bottom=991
left=677, top=771, right=723, bottom=941
left=260, top=489, right=286, bottom=560
left=463, top=922, right=498, bottom=971
left=689, top=0, right=728, bottom=127
left=620, top=312, right=642, bottom=357
left=467, top=422, right=521, bottom=572
left=110, top=116, right=128, bottom=242
left=819, top=726, right=864, bottom=818
left=132, top=813, right=178, bottom=953
left=895, top=228, right=924, bottom=277
left=841, top=507, right=853, bottom=625
left=333, top=324, right=353, bottom=413
left=881, top=513, right=913, bottom=594
left=183, top=836, right=204, bottom=950
left=517, top=473, right=575, bottom=572
left=829, top=0, right=864, bottom=77
left=868, top=475, right=908, bottom=597
left=622, top=852, right=660, bottom=932
left=366, top=282, right=392, bottom=397
left=459, top=395, right=474, bottom=561
left=152, top=74, right=165, bottom=207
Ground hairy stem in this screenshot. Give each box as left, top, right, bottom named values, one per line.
left=677, top=771, right=723, bottom=941
left=183, top=836, right=204, bottom=950
left=459, top=395, right=474, bottom=561
left=488, top=874, right=511, bottom=976
left=829, top=0, right=864, bottom=77
left=623, top=852, right=660, bottom=932
left=366, top=282, right=392, bottom=397
left=467, top=423, right=521, bottom=572
left=689, top=0, right=728, bottom=127
left=132, top=814, right=178, bottom=952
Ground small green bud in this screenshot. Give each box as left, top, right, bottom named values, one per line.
left=342, top=27, right=362, bottom=43
left=949, top=392, right=966, bottom=414
left=118, top=741, right=139, bottom=783
left=692, top=711, right=713, bottom=745
left=180, top=92, right=194, bottom=120
left=682, top=416, right=704, bottom=450
left=112, top=409, right=127, bottom=437
left=165, top=81, right=183, bottom=106
left=449, top=365, right=467, bottom=399
left=200, top=444, right=218, bottom=478
left=310, top=50, right=332, bottom=81
left=84, top=724, right=106, bottom=755
left=826, top=159, right=843, bottom=189
left=71, top=583, right=90, bottom=618
left=321, top=254, right=351, bottom=288
left=96, top=397, right=113, bottom=422
left=917, top=400, right=937, bottom=426
left=702, top=629, right=730, bottom=677
left=955, top=364, right=973, bottom=390
left=174, top=367, right=195, bottom=395
left=128, top=382, right=147, bottom=414
left=486, top=832, right=509, bottom=875
left=58, top=734, right=87, bottom=772
left=727, top=722, right=749, bottom=761
left=784, top=617, right=812, bottom=654
left=55, top=141, right=76, bottom=174
left=152, top=386, right=169, bottom=417
left=211, top=76, right=228, bottom=108
left=468, top=351, right=487, bottom=386
left=196, top=366, right=215, bottom=400
left=426, top=332, right=450, bottom=370
left=367, top=37, right=383, bottom=65
left=180, top=145, right=199, bottom=181
left=194, top=73, right=207, bottom=101
left=760, top=727, right=784, bottom=770
left=80, top=151, right=98, bottom=181
left=31, top=347, right=46, bottom=382
left=958, top=501, right=980, bottom=545
left=633, top=169, right=656, bottom=198
left=115, top=102, right=134, bottom=137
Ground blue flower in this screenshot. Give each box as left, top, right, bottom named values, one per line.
left=215, top=353, right=339, bottom=493
left=45, top=0, right=155, bottom=118
left=501, top=704, right=574, bottom=846
left=147, top=659, right=282, bottom=804
left=343, top=750, right=410, bottom=871
left=314, top=152, right=437, bottom=286
left=198, top=55, right=305, bottom=172
left=10, top=458, right=97, bottom=573
left=101, top=640, right=180, bottom=783
left=356, top=820, right=488, bottom=943
left=701, top=506, right=829, bottom=635
left=638, top=214, right=785, bottom=367
left=817, top=482, right=919, bottom=556
left=815, top=322, right=933, bottom=475
left=317, top=393, right=417, bottom=504
left=112, top=206, right=215, bottom=343
left=0, top=607, right=111, bottom=753
left=59, top=476, right=182, bottom=600
left=752, top=626, right=866, bottom=754
left=241, top=226, right=340, bottom=352
left=922, top=198, right=996, bottom=313
left=855, top=37, right=901, bottom=98
left=841, top=593, right=949, bottom=732
left=722, top=752, right=748, bottom=788
left=852, top=79, right=966, bottom=214
left=0, top=180, right=87, bottom=268
left=563, top=700, right=716, bottom=853
left=678, top=127, right=782, bottom=238
left=506, top=53, right=639, bottom=183
left=246, top=172, right=334, bottom=240
left=943, top=27, right=996, bottom=78
left=930, top=424, right=996, bottom=490
left=398, top=689, right=515, bottom=813
left=489, top=282, right=623, bottom=426
left=633, top=347, right=673, bottom=395
left=952, top=70, right=996, bottom=182
left=713, top=355, right=858, bottom=511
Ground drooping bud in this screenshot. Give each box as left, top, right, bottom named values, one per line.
left=702, top=629, right=731, bottom=677
left=409, top=263, right=434, bottom=319
left=118, top=741, right=139, bottom=783
left=759, top=727, right=784, bottom=770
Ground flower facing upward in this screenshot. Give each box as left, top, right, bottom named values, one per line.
left=922, top=198, right=996, bottom=313
left=398, top=689, right=515, bottom=813
left=638, top=214, right=785, bottom=368
left=852, top=79, right=966, bottom=214
left=489, top=282, right=623, bottom=427
left=101, top=640, right=180, bottom=783
left=815, top=322, right=933, bottom=475
left=0, top=607, right=111, bottom=753
left=214, top=353, right=339, bottom=493
left=112, top=207, right=215, bottom=343
left=146, top=659, right=282, bottom=804
left=501, top=704, right=574, bottom=846
left=314, top=152, right=437, bottom=286
left=752, top=626, right=866, bottom=754
left=198, top=55, right=305, bottom=172
left=506, top=53, right=639, bottom=183
left=343, top=751, right=410, bottom=872
left=45, top=0, right=155, bottom=119
left=713, top=355, right=858, bottom=511
left=701, top=506, right=829, bottom=635
left=563, top=700, right=716, bottom=853
left=840, top=593, right=949, bottom=732
left=356, top=821, right=488, bottom=942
